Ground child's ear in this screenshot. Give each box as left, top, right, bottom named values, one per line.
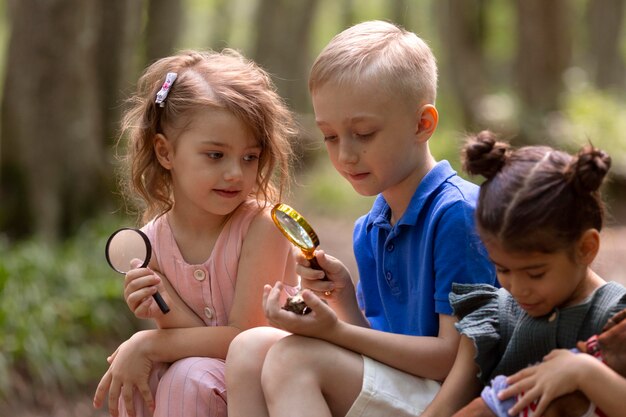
left=154, top=134, right=173, bottom=169
left=576, top=228, right=600, bottom=265
left=416, top=104, right=438, bottom=142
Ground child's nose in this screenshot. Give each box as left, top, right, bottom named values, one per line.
left=224, top=161, right=243, bottom=181
left=508, top=276, right=530, bottom=299
left=338, top=140, right=358, bottom=164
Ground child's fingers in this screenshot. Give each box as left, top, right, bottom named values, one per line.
left=107, top=378, right=122, bottom=417
left=507, top=386, right=548, bottom=417
left=498, top=376, right=533, bottom=400
left=107, top=347, right=120, bottom=364
left=123, top=266, right=151, bottom=286
left=295, top=261, right=326, bottom=280
left=132, top=294, right=159, bottom=318
left=263, top=282, right=284, bottom=318
left=301, top=289, right=330, bottom=313
left=124, top=273, right=161, bottom=295
left=137, top=381, right=155, bottom=413
left=121, top=384, right=135, bottom=417
left=301, top=276, right=334, bottom=295
left=93, top=369, right=112, bottom=408
left=603, top=308, right=626, bottom=331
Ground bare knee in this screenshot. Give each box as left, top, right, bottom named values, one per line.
left=226, top=327, right=288, bottom=381
left=261, top=335, right=326, bottom=393
left=261, top=336, right=363, bottom=416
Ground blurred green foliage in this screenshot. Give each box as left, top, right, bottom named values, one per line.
left=561, top=87, right=626, bottom=175
left=0, top=217, right=141, bottom=403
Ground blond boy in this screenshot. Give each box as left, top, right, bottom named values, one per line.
left=226, top=20, right=496, bottom=417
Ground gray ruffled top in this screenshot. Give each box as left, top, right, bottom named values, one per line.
left=450, top=282, right=626, bottom=385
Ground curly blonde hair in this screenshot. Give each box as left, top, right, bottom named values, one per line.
left=117, top=49, right=296, bottom=223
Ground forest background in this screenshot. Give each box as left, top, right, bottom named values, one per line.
left=0, top=0, right=625, bottom=415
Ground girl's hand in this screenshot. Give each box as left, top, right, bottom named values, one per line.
left=296, top=250, right=354, bottom=302
left=589, top=308, right=626, bottom=376
left=263, top=281, right=339, bottom=339
left=498, top=349, right=588, bottom=416
left=93, top=331, right=155, bottom=417
left=123, top=259, right=168, bottom=319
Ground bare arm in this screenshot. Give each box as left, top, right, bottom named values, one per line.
left=323, top=313, right=459, bottom=381
left=94, top=209, right=296, bottom=414
left=422, top=335, right=483, bottom=417
left=263, top=284, right=459, bottom=381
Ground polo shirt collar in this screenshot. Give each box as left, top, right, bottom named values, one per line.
left=366, top=160, right=457, bottom=231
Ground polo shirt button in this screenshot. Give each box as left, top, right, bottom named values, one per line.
left=194, top=269, right=206, bottom=281
left=204, top=307, right=213, bottom=319
left=385, top=271, right=392, bottom=281
left=386, top=243, right=394, bottom=252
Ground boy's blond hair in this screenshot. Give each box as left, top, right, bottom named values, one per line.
left=308, top=20, right=438, bottom=105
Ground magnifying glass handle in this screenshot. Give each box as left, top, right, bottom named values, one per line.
left=153, top=292, right=170, bottom=314
left=307, top=256, right=328, bottom=281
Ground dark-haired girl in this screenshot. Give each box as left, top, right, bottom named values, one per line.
left=422, top=131, right=626, bottom=417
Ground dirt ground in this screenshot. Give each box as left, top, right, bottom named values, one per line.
left=6, top=218, right=626, bottom=417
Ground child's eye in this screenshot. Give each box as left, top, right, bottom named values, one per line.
left=355, top=132, right=375, bottom=139
left=496, top=268, right=509, bottom=274
left=528, top=271, right=546, bottom=279
left=323, top=135, right=338, bottom=142
left=207, top=152, right=223, bottom=159
left=243, top=154, right=260, bottom=162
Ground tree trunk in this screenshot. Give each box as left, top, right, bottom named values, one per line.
left=96, top=0, right=144, bottom=146
left=253, top=0, right=321, bottom=113
left=145, top=0, right=182, bottom=65
left=207, top=0, right=233, bottom=50
left=391, top=0, right=410, bottom=28
left=0, top=0, right=143, bottom=242
left=586, top=0, right=625, bottom=90
left=340, top=0, right=356, bottom=31
left=437, top=0, right=488, bottom=130
left=514, top=0, right=572, bottom=143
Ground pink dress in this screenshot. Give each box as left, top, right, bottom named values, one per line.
left=120, top=200, right=295, bottom=417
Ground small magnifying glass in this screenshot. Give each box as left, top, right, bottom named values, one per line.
left=105, top=228, right=170, bottom=314
left=271, top=203, right=326, bottom=276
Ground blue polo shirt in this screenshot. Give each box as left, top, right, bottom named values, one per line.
left=354, top=160, right=496, bottom=337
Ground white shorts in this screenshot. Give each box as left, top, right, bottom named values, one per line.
left=345, top=355, right=441, bottom=417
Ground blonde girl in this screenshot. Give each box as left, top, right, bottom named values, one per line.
left=93, top=49, right=298, bottom=417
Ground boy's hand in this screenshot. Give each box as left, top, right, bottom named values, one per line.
left=296, top=250, right=353, bottom=302
left=263, top=281, right=340, bottom=339
left=123, top=259, right=169, bottom=319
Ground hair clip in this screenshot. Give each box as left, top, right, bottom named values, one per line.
left=155, top=72, right=178, bottom=107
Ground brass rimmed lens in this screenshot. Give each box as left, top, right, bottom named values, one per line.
left=271, top=203, right=319, bottom=258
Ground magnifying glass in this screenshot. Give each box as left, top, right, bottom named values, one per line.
left=271, top=203, right=325, bottom=273
left=105, top=228, right=170, bottom=314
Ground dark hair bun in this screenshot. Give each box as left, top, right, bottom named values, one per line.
left=570, top=145, right=611, bottom=193
left=462, top=130, right=510, bottom=179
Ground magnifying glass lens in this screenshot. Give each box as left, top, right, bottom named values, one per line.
left=273, top=210, right=316, bottom=250
left=105, top=228, right=150, bottom=273
left=105, top=228, right=170, bottom=314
